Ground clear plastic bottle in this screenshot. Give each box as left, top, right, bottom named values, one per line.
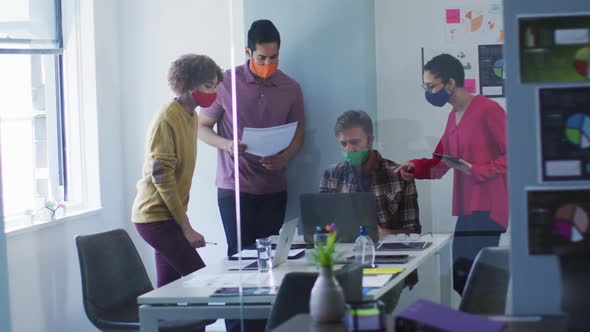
left=353, top=225, right=375, bottom=267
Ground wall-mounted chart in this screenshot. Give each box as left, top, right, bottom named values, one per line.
left=438, top=1, right=504, bottom=101
left=539, top=87, right=590, bottom=181
left=520, top=15, right=590, bottom=83
left=445, top=1, right=504, bottom=44
left=527, top=189, right=590, bottom=254
left=478, top=44, right=504, bottom=97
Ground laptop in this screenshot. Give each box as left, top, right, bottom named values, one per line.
left=300, top=192, right=379, bottom=243
left=232, top=218, right=299, bottom=270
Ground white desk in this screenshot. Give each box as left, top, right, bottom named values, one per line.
left=138, top=233, right=452, bottom=332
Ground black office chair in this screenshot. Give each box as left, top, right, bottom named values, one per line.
left=555, top=239, right=590, bottom=330
left=459, top=247, right=510, bottom=315
left=265, top=264, right=364, bottom=331
left=75, top=228, right=214, bottom=331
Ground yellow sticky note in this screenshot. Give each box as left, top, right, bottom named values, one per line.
left=363, top=267, right=403, bottom=275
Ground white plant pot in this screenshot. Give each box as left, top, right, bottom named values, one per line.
left=309, top=266, right=345, bottom=323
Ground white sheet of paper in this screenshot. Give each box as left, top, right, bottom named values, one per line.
left=242, top=122, right=298, bottom=157
left=362, top=275, right=392, bottom=288
left=231, top=248, right=305, bottom=259
left=183, top=273, right=273, bottom=288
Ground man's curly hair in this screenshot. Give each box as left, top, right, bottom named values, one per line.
left=168, top=54, right=223, bottom=95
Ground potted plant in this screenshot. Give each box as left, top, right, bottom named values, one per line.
left=309, top=231, right=346, bottom=323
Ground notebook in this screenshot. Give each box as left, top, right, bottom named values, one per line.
left=300, top=192, right=379, bottom=243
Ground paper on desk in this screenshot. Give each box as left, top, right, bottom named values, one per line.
left=231, top=248, right=305, bottom=259
left=241, top=122, right=298, bottom=157
left=362, top=275, right=392, bottom=288
left=183, top=273, right=273, bottom=288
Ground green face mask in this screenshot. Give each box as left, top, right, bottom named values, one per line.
left=342, top=149, right=370, bottom=166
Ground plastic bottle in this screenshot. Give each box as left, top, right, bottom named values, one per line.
left=353, top=225, right=375, bottom=267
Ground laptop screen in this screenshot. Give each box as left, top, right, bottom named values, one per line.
left=299, top=192, right=379, bottom=243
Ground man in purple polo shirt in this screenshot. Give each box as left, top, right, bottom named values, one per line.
left=199, top=19, right=304, bottom=332
left=199, top=19, right=305, bottom=255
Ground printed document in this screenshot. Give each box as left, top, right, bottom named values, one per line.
left=242, top=122, right=298, bottom=157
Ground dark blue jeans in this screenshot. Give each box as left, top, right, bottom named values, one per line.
left=452, top=211, right=506, bottom=295
left=218, top=189, right=287, bottom=332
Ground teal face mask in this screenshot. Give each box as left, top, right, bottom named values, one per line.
left=342, top=149, right=370, bottom=166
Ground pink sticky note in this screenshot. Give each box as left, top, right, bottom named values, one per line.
left=446, top=9, right=460, bottom=24
left=464, top=79, right=476, bottom=93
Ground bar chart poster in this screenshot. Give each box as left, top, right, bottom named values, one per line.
left=527, top=188, right=590, bottom=254
left=539, top=87, right=590, bottom=181
left=478, top=44, right=504, bottom=97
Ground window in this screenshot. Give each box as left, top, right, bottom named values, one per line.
left=0, top=0, right=99, bottom=232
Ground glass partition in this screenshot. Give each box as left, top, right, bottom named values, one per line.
left=220, top=0, right=509, bottom=330
left=1, top=0, right=511, bottom=330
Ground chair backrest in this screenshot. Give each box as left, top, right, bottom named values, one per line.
left=266, top=272, right=318, bottom=331
left=76, top=228, right=153, bottom=329
left=459, top=247, right=510, bottom=315
left=265, top=264, right=364, bottom=331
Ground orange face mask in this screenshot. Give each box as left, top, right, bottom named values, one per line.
left=249, top=59, right=278, bottom=79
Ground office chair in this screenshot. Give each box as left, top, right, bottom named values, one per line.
left=75, top=228, right=214, bottom=331
left=555, top=239, right=590, bottom=330
left=459, top=247, right=510, bottom=315
left=265, top=264, right=364, bottom=331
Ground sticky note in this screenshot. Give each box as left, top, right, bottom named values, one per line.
left=464, top=79, right=476, bottom=93
left=446, top=9, right=460, bottom=24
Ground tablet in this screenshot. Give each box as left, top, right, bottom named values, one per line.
left=433, top=153, right=461, bottom=165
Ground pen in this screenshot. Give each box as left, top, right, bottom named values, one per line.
left=206, top=242, right=218, bottom=245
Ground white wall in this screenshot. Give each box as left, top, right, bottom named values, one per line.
left=0, top=174, right=11, bottom=332
left=5, top=0, right=126, bottom=330
left=117, top=0, right=245, bottom=276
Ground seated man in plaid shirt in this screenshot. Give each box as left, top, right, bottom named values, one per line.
left=320, top=110, right=421, bottom=312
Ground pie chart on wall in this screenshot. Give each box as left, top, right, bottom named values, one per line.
left=565, top=113, right=590, bottom=149
left=493, top=59, right=504, bottom=79
left=554, top=204, right=589, bottom=242
left=574, top=47, right=590, bottom=77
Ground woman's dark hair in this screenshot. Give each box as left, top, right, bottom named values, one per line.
left=247, top=19, right=281, bottom=52
left=168, top=54, right=223, bottom=95
left=334, top=110, right=373, bottom=137
left=423, top=53, right=465, bottom=87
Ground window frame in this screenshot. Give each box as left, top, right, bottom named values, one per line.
left=1, top=0, right=102, bottom=233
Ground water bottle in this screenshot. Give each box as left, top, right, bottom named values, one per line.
left=353, top=225, right=375, bottom=267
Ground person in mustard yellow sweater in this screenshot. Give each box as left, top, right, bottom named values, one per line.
left=132, top=54, right=223, bottom=287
